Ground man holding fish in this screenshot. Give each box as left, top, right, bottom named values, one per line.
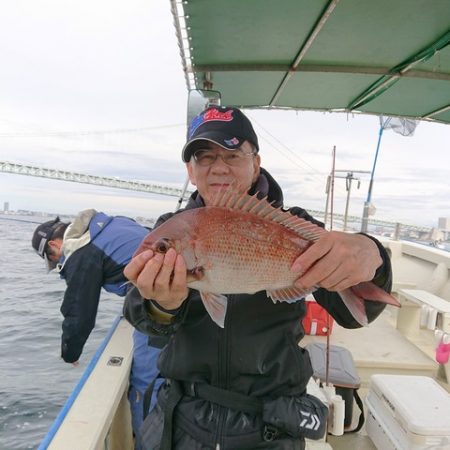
left=124, top=106, right=395, bottom=449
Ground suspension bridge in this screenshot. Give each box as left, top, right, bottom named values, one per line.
left=1, top=160, right=432, bottom=235
left=0, top=160, right=192, bottom=200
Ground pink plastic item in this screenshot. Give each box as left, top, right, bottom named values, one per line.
left=435, top=342, right=450, bottom=364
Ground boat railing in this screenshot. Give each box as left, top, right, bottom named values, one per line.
left=38, top=316, right=134, bottom=450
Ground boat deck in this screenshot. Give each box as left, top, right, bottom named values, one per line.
left=303, top=306, right=445, bottom=449
left=302, top=307, right=439, bottom=389
left=327, top=426, right=376, bottom=450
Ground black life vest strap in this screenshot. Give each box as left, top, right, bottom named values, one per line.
left=346, top=389, right=365, bottom=433
left=159, top=379, right=264, bottom=450
left=160, top=379, right=184, bottom=450
left=180, top=380, right=263, bottom=414
left=142, top=374, right=160, bottom=421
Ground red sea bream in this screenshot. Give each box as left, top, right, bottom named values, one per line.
left=135, top=190, right=400, bottom=327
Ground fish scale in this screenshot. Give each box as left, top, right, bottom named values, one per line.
left=136, top=190, right=400, bottom=328
left=189, top=208, right=306, bottom=294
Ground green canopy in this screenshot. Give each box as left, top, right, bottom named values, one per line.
left=171, top=0, right=450, bottom=124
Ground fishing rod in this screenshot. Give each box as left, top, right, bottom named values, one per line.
left=325, top=146, right=336, bottom=387
left=323, top=146, right=347, bottom=439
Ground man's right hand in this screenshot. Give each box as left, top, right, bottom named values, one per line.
left=124, top=248, right=189, bottom=310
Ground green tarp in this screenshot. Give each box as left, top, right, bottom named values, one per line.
left=172, top=0, right=450, bottom=124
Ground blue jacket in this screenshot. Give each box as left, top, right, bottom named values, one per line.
left=58, top=210, right=149, bottom=363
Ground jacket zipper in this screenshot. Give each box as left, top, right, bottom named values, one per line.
left=214, top=294, right=233, bottom=448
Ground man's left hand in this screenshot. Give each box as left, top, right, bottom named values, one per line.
left=291, top=232, right=382, bottom=292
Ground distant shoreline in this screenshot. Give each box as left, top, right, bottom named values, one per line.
left=0, top=214, right=44, bottom=224
left=0, top=211, right=155, bottom=227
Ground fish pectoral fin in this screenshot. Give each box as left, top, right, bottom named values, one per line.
left=186, top=266, right=205, bottom=283
left=199, top=291, right=228, bottom=328
left=267, top=287, right=312, bottom=304
left=338, top=289, right=369, bottom=326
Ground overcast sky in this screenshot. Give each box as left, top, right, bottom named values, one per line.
left=0, top=1, right=449, bottom=228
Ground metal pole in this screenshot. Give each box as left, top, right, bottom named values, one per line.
left=343, top=173, right=352, bottom=231
left=394, top=223, right=401, bottom=240
left=334, top=170, right=366, bottom=231
left=323, top=175, right=331, bottom=227
left=329, top=146, right=336, bottom=231
left=176, top=176, right=190, bottom=211
left=361, top=118, right=391, bottom=232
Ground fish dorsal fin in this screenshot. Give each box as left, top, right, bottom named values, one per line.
left=211, top=187, right=326, bottom=242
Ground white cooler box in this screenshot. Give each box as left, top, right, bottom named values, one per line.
left=366, top=374, right=450, bottom=450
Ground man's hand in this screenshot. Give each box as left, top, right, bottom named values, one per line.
left=291, top=232, right=382, bottom=292
left=124, top=248, right=189, bottom=310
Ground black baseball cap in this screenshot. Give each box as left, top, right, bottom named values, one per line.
left=182, top=106, right=259, bottom=162
left=31, top=217, right=63, bottom=270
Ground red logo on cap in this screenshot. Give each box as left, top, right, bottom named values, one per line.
left=203, top=108, right=233, bottom=122
left=188, top=108, right=234, bottom=138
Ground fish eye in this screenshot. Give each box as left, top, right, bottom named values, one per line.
left=154, top=238, right=171, bottom=254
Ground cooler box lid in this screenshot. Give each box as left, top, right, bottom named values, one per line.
left=305, top=343, right=360, bottom=388
left=369, top=374, right=450, bottom=436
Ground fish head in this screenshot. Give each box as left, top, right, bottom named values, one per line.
left=134, top=211, right=200, bottom=267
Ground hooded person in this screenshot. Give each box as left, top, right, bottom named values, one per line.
left=32, top=210, right=164, bottom=449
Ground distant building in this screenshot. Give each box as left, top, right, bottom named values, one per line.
left=438, top=217, right=450, bottom=240
left=3, top=202, right=9, bottom=212
left=438, top=217, right=450, bottom=231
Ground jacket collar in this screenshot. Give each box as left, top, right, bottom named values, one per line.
left=58, top=209, right=98, bottom=272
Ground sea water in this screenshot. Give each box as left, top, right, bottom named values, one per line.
left=0, top=217, right=121, bottom=450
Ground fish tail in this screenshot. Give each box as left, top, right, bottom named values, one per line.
left=338, top=282, right=401, bottom=326
left=199, top=291, right=228, bottom=328
left=350, top=281, right=401, bottom=307
left=338, top=288, right=369, bottom=326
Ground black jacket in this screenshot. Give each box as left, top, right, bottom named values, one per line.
left=124, top=168, right=392, bottom=448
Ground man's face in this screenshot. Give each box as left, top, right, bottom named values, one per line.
left=47, top=239, right=63, bottom=262
left=186, top=141, right=261, bottom=206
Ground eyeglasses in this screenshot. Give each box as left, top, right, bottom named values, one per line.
left=193, top=149, right=256, bottom=167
